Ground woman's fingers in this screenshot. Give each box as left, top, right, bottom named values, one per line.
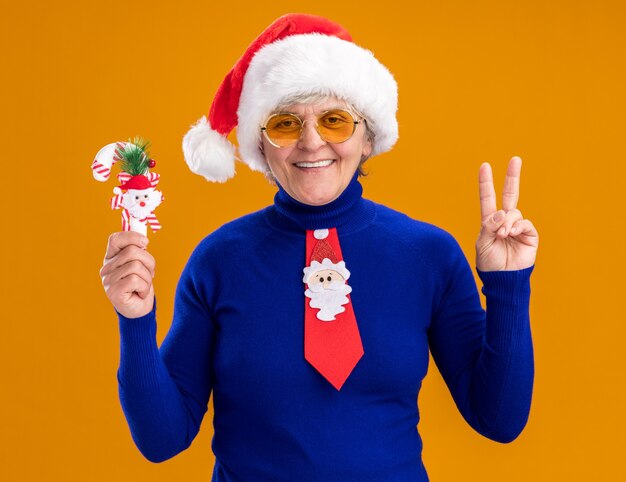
left=510, top=218, right=539, bottom=245
left=101, top=231, right=156, bottom=319
left=479, top=156, right=524, bottom=237
left=479, top=157, right=522, bottom=221
left=109, top=273, right=153, bottom=301
left=105, top=259, right=154, bottom=288
left=476, top=157, right=537, bottom=271
left=479, top=162, right=497, bottom=221
left=496, top=209, right=523, bottom=238
left=101, top=244, right=156, bottom=279
left=481, top=209, right=506, bottom=236
left=110, top=275, right=155, bottom=319
left=105, top=231, right=149, bottom=260
left=502, top=156, right=522, bottom=212
left=480, top=208, right=528, bottom=239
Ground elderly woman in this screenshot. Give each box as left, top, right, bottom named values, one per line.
left=100, top=14, right=538, bottom=481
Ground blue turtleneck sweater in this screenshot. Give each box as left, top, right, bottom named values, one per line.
left=117, top=174, right=534, bottom=481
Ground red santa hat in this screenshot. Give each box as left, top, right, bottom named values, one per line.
left=310, top=235, right=339, bottom=264
left=182, top=13, right=398, bottom=183
left=117, top=175, right=152, bottom=191
left=302, top=229, right=351, bottom=283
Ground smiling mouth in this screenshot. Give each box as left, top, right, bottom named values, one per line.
left=294, top=160, right=335, bottom=168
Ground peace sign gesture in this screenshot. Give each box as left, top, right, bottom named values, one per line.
left=476, top=156, right=539, bottom=272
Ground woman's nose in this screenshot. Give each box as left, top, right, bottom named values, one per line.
left=297, top=120, right=326, bottom=151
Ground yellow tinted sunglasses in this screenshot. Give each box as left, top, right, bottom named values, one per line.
left=261, top=109, right=362, bottom=148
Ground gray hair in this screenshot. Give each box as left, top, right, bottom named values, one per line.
left=258, top=91, right=376, bottom=182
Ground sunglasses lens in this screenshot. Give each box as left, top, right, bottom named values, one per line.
left=263, top=110, right=358, bottom=147
left=265, top=114, right=302, bottom=147
left=317, top=110, right=356, bottom=143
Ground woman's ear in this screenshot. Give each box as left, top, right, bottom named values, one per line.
left=361, top=136, right=373, bottom=160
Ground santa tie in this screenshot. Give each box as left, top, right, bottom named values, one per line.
left=303, top=228, right=364, bottom=390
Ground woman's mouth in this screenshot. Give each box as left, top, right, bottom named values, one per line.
left=295, top=160, right=335, bottom=168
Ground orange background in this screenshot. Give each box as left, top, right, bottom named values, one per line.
left=1, top=1, right=624, bottom=480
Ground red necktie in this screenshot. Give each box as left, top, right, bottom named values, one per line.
left=303, top=228, right=364, bottom=390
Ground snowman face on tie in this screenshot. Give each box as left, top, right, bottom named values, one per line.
left=306, top=269, right=345, bottom=290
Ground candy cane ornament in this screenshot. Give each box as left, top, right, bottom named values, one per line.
left=92, top=142, right=125, bottom=181
left=93, top=138, right=164, bottom=236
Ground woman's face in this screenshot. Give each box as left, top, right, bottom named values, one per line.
left=261, top=97, right=372, bottom=206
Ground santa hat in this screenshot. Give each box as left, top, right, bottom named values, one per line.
left=118, top=175, right=152, bottom=191
left=182, top=13, right=398, bottom=183
left=302, top=230, right=351, bottom=283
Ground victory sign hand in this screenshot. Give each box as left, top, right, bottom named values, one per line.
left=476, top=156, right=539, bottom=271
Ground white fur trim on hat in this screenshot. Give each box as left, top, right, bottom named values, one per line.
left=182, top=116, right=237, bottom=183
left=237, top=33, right=398, bottom=173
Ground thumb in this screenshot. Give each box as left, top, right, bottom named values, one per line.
left=481, top=209, right=506, bottom=236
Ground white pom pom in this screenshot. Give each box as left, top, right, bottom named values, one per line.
left=182, top=117, right=236, bottom=183
left=113, top=187, right=122, bottom=195
left=313, top=229, right=329, bottom=240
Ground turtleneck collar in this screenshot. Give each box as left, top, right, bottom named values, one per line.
left=266, top=171, right=375, bottom=233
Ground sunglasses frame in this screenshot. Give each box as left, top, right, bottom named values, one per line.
left=260, top=109, right=362, bottom=148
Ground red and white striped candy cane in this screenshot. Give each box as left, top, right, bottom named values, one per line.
left=121, top=209, right=131, bottom=232
left=110, top=192, right=124, bottom=210
left=146, top=213, right=161, bottom=232
left=116, top=171, right=132, bottom=185
left=92, top=142, right=127, bottom=182
left=147, top=172, right=160, bottom=188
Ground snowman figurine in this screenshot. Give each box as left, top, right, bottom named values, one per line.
left=92, top=138, right=164, bottom=236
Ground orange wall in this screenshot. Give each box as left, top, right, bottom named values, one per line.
left=1, top=1, right=624, bottom=480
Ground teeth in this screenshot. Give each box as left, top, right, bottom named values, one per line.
left=295, top=160, right=334, bottom=168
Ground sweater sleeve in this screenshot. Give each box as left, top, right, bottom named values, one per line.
left=117, top=249, right=216, bottom=462
left=427, top=236, right=534, bottom=443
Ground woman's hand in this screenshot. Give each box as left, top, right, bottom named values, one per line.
left=100, top=232, right=156, bottom=318
left=476, top=156, right=539, bottom=272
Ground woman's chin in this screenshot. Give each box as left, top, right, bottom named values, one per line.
left=294, top=187, right=340, bottom=206
left=281, top=161, right=357, bottom=205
